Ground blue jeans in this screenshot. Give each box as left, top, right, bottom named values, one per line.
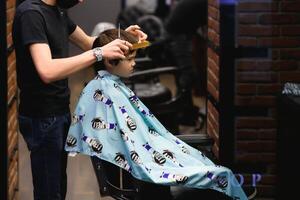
left=18, top=113, right=71, bottom=200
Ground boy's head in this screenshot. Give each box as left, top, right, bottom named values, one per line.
left=93, top=29, right=139, bottom=78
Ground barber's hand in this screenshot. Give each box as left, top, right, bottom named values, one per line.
left=101, top=39, right=132, bottom=60
left=125, top=25, right=148, bottom=42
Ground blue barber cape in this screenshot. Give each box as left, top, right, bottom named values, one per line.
left=65, top=70, right=247, bottom=200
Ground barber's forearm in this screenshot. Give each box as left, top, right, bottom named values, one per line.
left=89, top=36, right=97, bottom=50
left=75, top=36, right=97, bottom=51
left=69, top=26, right=97, bottom=51
left=30, top=38, right=129, bottom=84
left=42, top=50, right=96, bottom=83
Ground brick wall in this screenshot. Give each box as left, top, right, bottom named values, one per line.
left=7, top=0, right=18, bottom=199
left=236, top=0, right=300, bottom=199
left=207, top=0, right=300, bottom=199
left=207, top=0, right=220, bottom=160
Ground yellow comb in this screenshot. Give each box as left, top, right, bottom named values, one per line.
left=131, top=40, right=151, bottom=50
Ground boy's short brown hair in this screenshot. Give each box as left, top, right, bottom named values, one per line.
left=93, top=29, right=138, bottom=71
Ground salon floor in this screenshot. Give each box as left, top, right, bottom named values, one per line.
left=18, top=68, right=206, bottom=200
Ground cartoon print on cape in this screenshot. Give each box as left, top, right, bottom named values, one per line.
left=65, top=70, right=247, bottom=200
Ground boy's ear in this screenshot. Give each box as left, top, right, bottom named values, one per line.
left=104, top=59, right=114, bottom=68
left=107, top=59, right=120, bottom=66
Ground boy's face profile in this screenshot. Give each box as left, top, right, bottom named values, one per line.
left=107, top=51, right=136, bottom=78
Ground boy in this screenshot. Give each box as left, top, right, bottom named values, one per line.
left=65, top=29, right=247, bottom=200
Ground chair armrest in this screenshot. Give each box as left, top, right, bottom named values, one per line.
left=128, top=66, right=179, bottom=80
left=176, top=134, right=213, bottom=146
left=135, top=56, right=152, bottom=64
left=134, top=56, right=154, bottom=70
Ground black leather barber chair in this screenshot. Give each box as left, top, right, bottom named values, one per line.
left=92, top=152, right=255, bottom=200
left=91, top=133, right=217, bottom=200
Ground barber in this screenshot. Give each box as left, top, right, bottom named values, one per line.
left=12, top=0, right=146, bottom=199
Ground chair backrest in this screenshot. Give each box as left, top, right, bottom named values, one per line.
left=91, top=22, right=116, bottom=37
left=117, top=6, right=147, bottom=29
left=137, top=15, right=165, bottom=42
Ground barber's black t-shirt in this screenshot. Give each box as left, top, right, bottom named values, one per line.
left=13, top=0, right=77, bottom=117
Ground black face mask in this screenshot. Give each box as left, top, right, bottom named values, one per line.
left=57, top=0, right=79, bottom=9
